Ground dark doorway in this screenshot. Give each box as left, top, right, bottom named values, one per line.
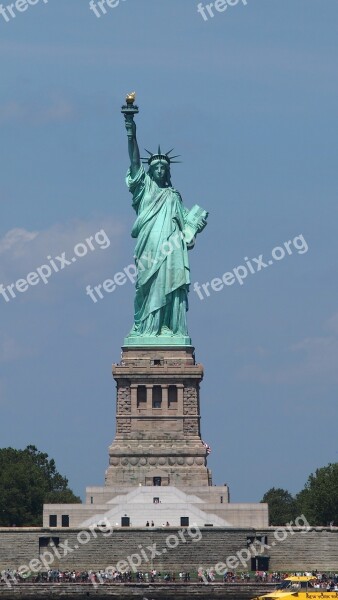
left=251, top=556, right=270, bottom=571
left=121, top=516, right=130, bottom=527
left=39, top=537, right=50, bottom=549
left=153, top=477, right=162, bottom=486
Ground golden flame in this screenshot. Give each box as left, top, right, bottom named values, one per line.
left=126, top=92, right=136, bottom=104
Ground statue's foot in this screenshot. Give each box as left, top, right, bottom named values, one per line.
left=127, top=325, right=140, bottom=337
left=160, top=326, right=174, bottom=337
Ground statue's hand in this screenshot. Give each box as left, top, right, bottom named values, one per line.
left=125, top=115, right=136, bottom=138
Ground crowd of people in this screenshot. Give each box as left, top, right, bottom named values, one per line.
left=1, top=569, right=338, bottom=586
left=1, top=569, right=188, bottom=585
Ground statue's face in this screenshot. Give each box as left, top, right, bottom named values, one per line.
left=152, top=161, right=167, bottom=185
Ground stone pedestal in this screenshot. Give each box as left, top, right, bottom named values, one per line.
left=105, top=346, right=212, bottom=488
left=43, top=345, right=269, bottom=529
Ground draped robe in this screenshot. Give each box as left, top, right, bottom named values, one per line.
left=126, top=165, right=190, bottom=336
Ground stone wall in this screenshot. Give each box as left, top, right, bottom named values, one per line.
left=1, top=527, right=338, bottom=573
left=0, top=583, right=274, bottom=600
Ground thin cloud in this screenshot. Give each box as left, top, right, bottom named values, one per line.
left=0, top=99, right=75, bottom=125
left=0, top=336, right=30, bottom=362
left=41, top=99, right=74, bottom=123
left=237, top=313, right=338, bottom=385
left=1, top=39, right=337, bottom=80
left=0, top=217, right=126, bottom=295
left=0, top=228, right=38, bottom=257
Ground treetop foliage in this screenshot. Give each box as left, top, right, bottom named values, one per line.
left=261, top=463, right=338, bottom=526
left=0, top=445, right=81, bottom=526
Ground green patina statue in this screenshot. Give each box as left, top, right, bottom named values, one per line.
left=122, top=93, right=208, bottom=346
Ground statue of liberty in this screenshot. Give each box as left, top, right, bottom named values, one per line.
left=122, top=94, right=208, bottom=346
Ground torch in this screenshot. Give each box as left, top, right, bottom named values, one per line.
left=121, top=92, right=139, bottom=139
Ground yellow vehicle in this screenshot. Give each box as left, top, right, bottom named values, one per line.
left=253, top=575, right=338, bottom=600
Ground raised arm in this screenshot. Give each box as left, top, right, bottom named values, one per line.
left=125, top=115, right=141, bottom=177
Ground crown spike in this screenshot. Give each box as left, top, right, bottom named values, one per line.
left=140, top=145, right=182, bottom=166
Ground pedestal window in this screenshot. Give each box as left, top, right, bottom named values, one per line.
left=168, top=385, right=177, bottom=407
left=152, top=385, right=162, bottom=408
left=137, top=385, right=147, bottom=407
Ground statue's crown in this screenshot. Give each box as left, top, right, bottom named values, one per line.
left=141, top=145, right=181, bottom=166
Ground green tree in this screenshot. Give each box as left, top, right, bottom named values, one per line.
left=0, top=445, right=81, bottom=526
left=296, top=463, right=338, bottom=526
left=261, top=487, right=298, bottom=525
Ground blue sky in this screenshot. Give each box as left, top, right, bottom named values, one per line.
left=0, top=0, right=338, bottom=503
